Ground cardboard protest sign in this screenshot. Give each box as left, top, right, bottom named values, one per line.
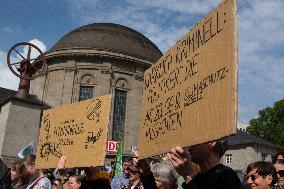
left=35, top=94, right=112, bottom=169
left=138, top=0, right=238, bottom=159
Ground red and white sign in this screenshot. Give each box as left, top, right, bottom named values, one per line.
left=106, top=140, right=118, bottom=152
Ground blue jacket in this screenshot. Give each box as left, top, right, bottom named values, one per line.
left=111, top=172, right=130, bottom=189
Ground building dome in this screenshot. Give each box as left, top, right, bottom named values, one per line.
left=50, top=23, right=162, bottom=63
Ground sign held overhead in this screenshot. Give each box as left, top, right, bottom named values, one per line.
left=35, top=94, right=112, bottom=169
left=138, top=0, right=238, bottom=159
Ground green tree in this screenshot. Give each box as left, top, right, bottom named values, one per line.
left=247, top=99, right=284, bottom=146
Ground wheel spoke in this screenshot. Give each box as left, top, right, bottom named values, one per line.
left=10, top=60, right=23, bottom=65
left=13, top=48, right=26, bottom=60
left=29, top=57, right=43, bottom=62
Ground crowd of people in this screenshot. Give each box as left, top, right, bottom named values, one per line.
left=4, top=141, right=284, bottom=189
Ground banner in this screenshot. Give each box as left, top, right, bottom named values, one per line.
left=113, top=139, right=123, bottom=176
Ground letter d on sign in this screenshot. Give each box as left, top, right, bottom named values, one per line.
left=106, top=140, right=118, bottom=153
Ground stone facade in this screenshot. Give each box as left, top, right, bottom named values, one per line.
left=30, top=51, right=153, bottom=155
left=0, top=99, right=43, bottom=166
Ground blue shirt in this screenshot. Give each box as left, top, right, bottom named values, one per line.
left=111, top=172, right=130, bottom=189
left=27, top=177, right=51, bottom=189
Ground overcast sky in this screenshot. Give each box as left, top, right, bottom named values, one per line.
left=0, top=0, right=283, bottom=125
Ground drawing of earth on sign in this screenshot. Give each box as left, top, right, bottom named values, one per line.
left=86, top=99, right=102, bottom=124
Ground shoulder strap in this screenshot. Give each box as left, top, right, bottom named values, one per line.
left=28, top=176, right=44, bottom=189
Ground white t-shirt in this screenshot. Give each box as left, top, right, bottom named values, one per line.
left=26, top=177, right=51, bottom=189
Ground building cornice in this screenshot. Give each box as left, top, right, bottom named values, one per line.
left=45, top=49, right=155, bottom=67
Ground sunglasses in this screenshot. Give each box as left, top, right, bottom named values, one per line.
left=52, top=182, right=59, bottom=186
left=277, top=170, right=284, bottom=177
left=245, top=174, right=259, bottom=181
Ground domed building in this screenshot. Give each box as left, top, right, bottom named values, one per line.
left=30, top=23, right=162, bottom=155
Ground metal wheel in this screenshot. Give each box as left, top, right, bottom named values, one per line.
left=7, top=42, right=47, bottom=80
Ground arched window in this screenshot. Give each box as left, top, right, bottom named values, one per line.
left=79, top=74, right=95, bottom=101
left=112, top=78, right=129, bottom=141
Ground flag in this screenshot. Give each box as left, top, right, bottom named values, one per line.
left=113, top=138, right=123, bottom=177
left=18, top=142, right=37, bottom=159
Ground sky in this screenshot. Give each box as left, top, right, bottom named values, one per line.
left=0, top=0, right=283, bottom=125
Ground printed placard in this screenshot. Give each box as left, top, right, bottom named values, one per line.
left=138, top=0, right=238, bottom=158
left=106, top=140, right=118, bottom=153
left=35, top=94, right=112, bottom=168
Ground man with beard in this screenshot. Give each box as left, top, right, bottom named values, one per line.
left=167, top=139, right=243, bottom=189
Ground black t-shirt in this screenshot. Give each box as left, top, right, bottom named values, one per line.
left=183, top=164, right=243, bottom=189
left=81, top=178, right=111, bottom=189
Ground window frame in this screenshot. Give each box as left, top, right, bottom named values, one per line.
left=112, top=89, right=127, bottom=141
left=79, top=85, right=94, bottom=101
left=225, top=154, right=232, bottom=164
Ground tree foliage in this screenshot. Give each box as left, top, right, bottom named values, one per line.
left=247, top=99, right=284, bottom=147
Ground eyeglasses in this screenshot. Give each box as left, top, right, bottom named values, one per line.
left=245, top=174, right=259, bottom=181
left=277, top=170, right=284, bottom=177
left=52, top=182, right=59, bottom=186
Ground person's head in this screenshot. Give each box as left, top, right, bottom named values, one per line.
left=10, top=160, right=24, bottom=183
left=189, top=139, right=227, bottom=163
left=10, top=159, right=28, bottom=187
left=82, top=167, right=111, bottom=188
left=128, top=166, right=140, bottom=182
left=123, top=157, right=132, bottom=176
left=246, top=161, right=277, bottom=189
left=151, top=162, right=179, bottom=189
left=273, top=151, right=284, bottom=163
left=52, top=178, right=63, bottom=189
left=23, top=155, right=36, bottom=177
left=84, top=166, right=100, bottom=176
left=274, top=159, right=284, bottom=188
left=69, top=174, right=83, bottom=189
left=276, top=151, right=284, bottom=159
